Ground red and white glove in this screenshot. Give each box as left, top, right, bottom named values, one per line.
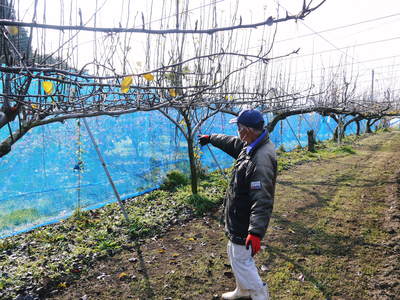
left=245, top=234, right=261, bottom=257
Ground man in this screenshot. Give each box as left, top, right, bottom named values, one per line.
left=198, top=109, right=277, bottom=300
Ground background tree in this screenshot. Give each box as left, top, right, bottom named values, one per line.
left=0, top=0, right=399, bottom=181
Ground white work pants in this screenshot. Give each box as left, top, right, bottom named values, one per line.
left=227, top=240, right=265, bottom=292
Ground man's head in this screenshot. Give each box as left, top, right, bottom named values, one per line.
left=229, top=109, right=265, bottom=143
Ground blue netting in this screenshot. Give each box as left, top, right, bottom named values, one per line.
left=0, top=110, right=362, bottom=238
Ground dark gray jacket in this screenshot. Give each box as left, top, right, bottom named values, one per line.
left=210, top=131, right=277, bottom=245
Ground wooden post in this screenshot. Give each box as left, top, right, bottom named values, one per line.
left=307, top=129, right=316, bottom=152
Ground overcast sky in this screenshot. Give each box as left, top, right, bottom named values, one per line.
left=14, top=0, right=400, bottom=95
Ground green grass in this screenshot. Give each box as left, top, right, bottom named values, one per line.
left=332, top=145, right=356, bottom=154
left=0, top=239, right=18, bottom=251
left=0, top=208, right=40, bottom=230
left=277, top=136, right=358, bottom=172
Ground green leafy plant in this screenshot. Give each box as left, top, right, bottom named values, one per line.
left=186, top=193, right=216, bottom=215
left=160, top=170, right=189, bottom=191
left=97, top=240, right=121, bottom=251
left=334, top=145, right=356, bottom=154
left=129, top=217, right=152, bottom=239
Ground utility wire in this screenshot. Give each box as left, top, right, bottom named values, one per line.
left=290, top=54, right=400, bottom=76
left=273, top=0, right=360, bottom=63
left=274, top=12, right=400, bottom=44
left=243, top=10, right=400, bottom=52
left=294, top=63, right=400, bottom=83
left=285, top=36, right=400, bottom=60
left=273, top=0, right=385, bottom=78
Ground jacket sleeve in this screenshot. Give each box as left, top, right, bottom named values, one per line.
left=209, top=134, right=244, bottom=159
left=247, top=151, right=277, bottom=239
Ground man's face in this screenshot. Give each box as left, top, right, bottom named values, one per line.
left=237, top=124, right=250, bottom=143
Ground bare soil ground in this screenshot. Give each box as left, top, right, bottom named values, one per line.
left=50, top=131, right=400, bottom=300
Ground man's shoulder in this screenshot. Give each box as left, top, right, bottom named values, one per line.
left=257, top=139, right=276, bottom=155
left=253, top=141, right=276, bottom=163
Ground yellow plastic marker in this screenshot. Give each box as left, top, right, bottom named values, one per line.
left=7, top=26, right=18, bottom=35
left=143, top=73, right=154, bottom=81
left=169, top=88, right=177, bottom=97
left=121, top=76, right=133, bottom=93
left=42, top=81, right=53, bottom=95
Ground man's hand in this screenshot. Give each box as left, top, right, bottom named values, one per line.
left=245, top=234, right=261, bottom=256
left=198, top=135, right=210, bottom=146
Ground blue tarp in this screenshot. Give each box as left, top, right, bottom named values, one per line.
left=0, top=110, right=363, bottom=238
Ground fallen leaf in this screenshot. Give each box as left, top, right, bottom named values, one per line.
left=261, top=265, right=268, bottom=272
left=128, top=257, right=138, bottom=263
left=223, top=271, right=234, bottom=278
left=273, top=225, right=284, bottom=230
left=118, top=272, right=128, bottom=280
left=96, top=273, right=110, bottom=280
left=297, top=258, right=306, bottom=263
left=70, top=268, right=81, bottom=273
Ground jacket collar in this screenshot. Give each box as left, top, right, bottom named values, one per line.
left=246, top=130, right=269, bottom=155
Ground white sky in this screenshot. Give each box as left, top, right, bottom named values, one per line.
left=271, top=0, right=400, bottom=94
left=14, top=0, right=400, bottom=97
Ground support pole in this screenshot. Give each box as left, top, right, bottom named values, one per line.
left=82, top=118, right=130, bottom=222
left=199, top=129, right=228, bottom=180
left=285, top=118, right=303, bottom=148
left=206, top=144, right=228, bottom=180
left=371, top=69, right=375, bottom=101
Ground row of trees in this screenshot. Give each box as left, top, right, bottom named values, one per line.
left=0, top=0, right=399, bottom=194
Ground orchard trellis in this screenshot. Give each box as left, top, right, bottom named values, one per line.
left=0, top=0, right=399, bottom=195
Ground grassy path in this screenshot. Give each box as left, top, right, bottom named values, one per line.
left=266, top=131, right=400, bottom=299
left=48, top=131, right=400, bottom=300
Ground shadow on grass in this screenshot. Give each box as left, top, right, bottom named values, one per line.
left=265, top=215, right=387, bottom=299
left=265, top=244, right=335, bottom=299
left=278, top=178, right=396, bottom=189
left=132, top=241, right=155, bottom=299
left=271, top=213, right=384, bottom=257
